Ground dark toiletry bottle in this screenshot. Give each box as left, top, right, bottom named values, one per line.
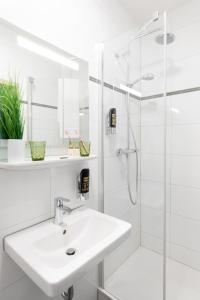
left=79, top=168, right=90, bottom=200
left=109, top=108, right=116, bottom=134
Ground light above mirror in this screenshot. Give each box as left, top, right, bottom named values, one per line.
left=17, top=36, right=79, bottom=71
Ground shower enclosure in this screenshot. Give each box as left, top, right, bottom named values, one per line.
left=99, top=7, right=200, bottom=300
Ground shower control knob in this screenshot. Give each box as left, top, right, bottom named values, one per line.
left=116, top=148, right=136, bottom=156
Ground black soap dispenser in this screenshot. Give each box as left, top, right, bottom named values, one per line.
left=107, top=108, right=116, bottom=135
left=78, top=168, right=90, bottom=200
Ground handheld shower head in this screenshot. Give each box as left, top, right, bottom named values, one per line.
left=142, top=73, right=154, bottom=81
left=127, top=73, right=154, bottom=87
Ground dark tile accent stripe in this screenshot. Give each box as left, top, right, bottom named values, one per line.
left=168, top=87, right=200, bottom=96
left=89, top=76, right=139, bottom=99
left=22, top=100, right=57, bottom=109
left=89, top=76, right=101, bottom=84
left=142, top=87, right=200, bottom=101
left=22, top=76, right=200, bottom=110
left=32, top=102, right=57, bottom=109
left=142, top=93, right=164, bottom=101
left=90, top=75, right=200, bottom=100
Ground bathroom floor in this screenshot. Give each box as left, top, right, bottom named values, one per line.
left=105, top=247, right=200, bottom=300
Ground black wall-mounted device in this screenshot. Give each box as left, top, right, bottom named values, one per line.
left=78, top=168, right=90, bottom=200
left=107, top=108, right=116, bottom=134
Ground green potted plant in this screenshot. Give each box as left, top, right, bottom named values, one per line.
left=0, top=79, right=25, bottom=162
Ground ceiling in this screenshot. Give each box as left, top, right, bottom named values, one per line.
left=119, top=0, right=189, bottom=24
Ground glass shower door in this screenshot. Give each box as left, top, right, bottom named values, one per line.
left=101, top=11, right=167, bottom=300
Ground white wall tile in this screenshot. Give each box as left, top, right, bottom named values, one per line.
left=171, top=155, right=200, bottom=188
left=104, top=156, right=127, bottom=192
left=103, top=88, right=127, bottom=123
left=141, top=98, right=165, bottom=126
left=0, top=169, right=51, bottom=230
left=0, top=272, right=97, bottom=300
left=168, top=0, right=200, bottom=31
left=104, top=122, right=127, bottom=158
left=104, top=185, right=138, bottom=219
left=141, top=232, right=171, bottom=256
left=171, top=124, right=200, bottom=155
left=171, top=244, right=200, bottom=271
left=103, top=85, right=140, bottom=282
left=172, top=185, right=200, bottom=220
left=171, top=214, right=200, bottom=252
left=170, top=92, right=200, bottom=125
left=141, top=180, right=170, bottom=212
left=50, top=160, right=98, bottom=214
left=141, top=154, right=165, bottom=182
left=167, top=55, right=200, bottom=92
left=141, top=125, right=165, bottom=154
left=0, top=276, right=53, bottom=300
left=141, top=206, right=170, bottom=241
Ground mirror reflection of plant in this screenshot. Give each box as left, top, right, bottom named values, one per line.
left=0, top=79, right=24, bottom=139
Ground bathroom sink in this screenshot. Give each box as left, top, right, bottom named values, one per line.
left=4, top=208, right=131, bottom=297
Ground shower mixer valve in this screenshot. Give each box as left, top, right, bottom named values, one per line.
left=117, top=148, right=137, bottom=156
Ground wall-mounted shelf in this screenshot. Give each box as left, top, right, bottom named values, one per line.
left=0, top=155, right=97, bottom=170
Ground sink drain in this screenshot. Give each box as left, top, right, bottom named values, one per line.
left=66, top=248, right=76, bottom=256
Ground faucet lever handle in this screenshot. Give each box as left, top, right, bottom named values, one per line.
left=55, top=197, right=70, bottom=208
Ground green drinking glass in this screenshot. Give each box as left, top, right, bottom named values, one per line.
left=29, top=141, right=46, bottom=161
left=79, top=141, right=90, bottom=157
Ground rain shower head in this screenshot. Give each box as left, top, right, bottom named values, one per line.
left=155, top=32, right=175, bottom=45
left=127, top=73, right=154, bottom=87
left=115, top=11, right=160, bottom=57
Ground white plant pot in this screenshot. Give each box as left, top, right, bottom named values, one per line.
left=8, top=139, right=25, bottom=163
left=0, top=140, right=7, bottom=161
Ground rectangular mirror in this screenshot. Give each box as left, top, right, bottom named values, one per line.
left=0, top=19, right=89, bottom=158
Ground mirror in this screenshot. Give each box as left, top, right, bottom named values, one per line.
left=0, top=19, right=89, bottom=156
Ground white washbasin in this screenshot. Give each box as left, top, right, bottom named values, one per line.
left=4, top=208, right=131, bottom=297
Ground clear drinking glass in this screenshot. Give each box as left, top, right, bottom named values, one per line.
left=29, top=141, right=46, bottom=161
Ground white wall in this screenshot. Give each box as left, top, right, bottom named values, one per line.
left=0, top=0, right=135, bottom=62
left=140, top=0, right=200, bottom=272
left=0, top=160, right=99, bottom=300
left=101, top=32, right=140, bottom=279
left=0, top=2, right=134, bottom=297
left=0, top=42, right=101, bottom=300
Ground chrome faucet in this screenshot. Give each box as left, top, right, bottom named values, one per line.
left=54, top=197, right=85, bottom=225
